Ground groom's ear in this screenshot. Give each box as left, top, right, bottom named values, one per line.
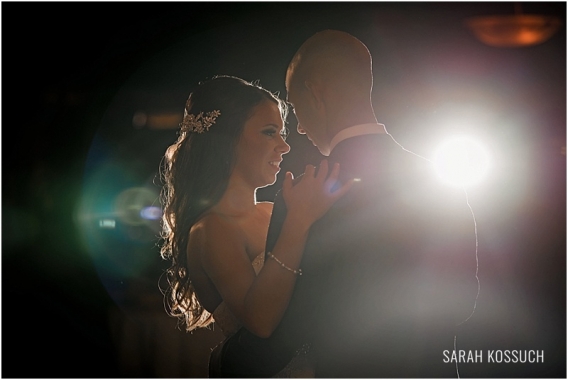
left=304, top=80, right=324, bottom=109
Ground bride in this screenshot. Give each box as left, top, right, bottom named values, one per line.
left=159, top=75, right=353, bottom=377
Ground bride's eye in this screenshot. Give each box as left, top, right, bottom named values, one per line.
left=262, top=126, right=288, bottom=140
left=262, top=128, right=278, bottom=137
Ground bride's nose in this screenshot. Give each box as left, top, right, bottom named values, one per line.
left=277, top=138, right=290, bottom=154
left=274, top=135, right=290, bottom=154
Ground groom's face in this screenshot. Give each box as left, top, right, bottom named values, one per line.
left=286, top=83, right=330, bottom=156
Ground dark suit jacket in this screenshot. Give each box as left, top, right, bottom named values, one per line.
left=220, top=133, right=478, bottom=377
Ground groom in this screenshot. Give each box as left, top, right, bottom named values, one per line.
left=220, top=30, right=478, bottom=377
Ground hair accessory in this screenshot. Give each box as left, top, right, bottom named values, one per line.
left=267, top=252, right=302, bottom=276
left=181, top=110, right=221, bottom=133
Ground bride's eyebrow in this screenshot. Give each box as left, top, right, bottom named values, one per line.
left=260, top=124, right=283, bottom=133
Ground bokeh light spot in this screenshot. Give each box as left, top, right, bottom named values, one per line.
left=140, top=206, right=162, bottom=221
left=114, top=187, right=159, bottom=226
left=99, top=219, right=116, bottom=229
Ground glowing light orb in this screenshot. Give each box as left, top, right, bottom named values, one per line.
left=140, top=206, right=162, bottom=220
left=433, top=136, right=490, bottom=188
left=114, top=187, right=159, bottom=226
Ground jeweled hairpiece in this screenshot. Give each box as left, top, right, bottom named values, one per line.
left=180, top=110, right=221, bottom=134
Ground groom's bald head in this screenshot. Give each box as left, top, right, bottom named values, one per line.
left=285, top=30, right=375, bottom=156
left=286, top=30, right=373, bottom=99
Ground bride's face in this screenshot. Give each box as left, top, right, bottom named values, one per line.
left=233, top=100, right=290, bottom=189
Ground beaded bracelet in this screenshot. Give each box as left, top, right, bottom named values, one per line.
left=267, top=252, right=303, bottom=276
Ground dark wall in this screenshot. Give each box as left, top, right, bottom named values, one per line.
left=2, top=2, right=565, bottom=377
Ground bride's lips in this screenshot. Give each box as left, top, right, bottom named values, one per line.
left=269, top=160, right=282, bottom=172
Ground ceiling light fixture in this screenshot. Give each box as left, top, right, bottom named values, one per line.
left=465, top=4, right=561, bottom=48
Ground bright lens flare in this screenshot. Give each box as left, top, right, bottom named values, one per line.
left=433, top=136, right=490, bottom=188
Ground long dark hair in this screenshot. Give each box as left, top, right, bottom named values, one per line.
left=159, top=75, right=288, bottom=331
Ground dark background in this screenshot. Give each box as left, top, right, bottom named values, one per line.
left=2, top=2, right=566, bottom=377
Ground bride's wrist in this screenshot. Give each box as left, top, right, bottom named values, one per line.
left=284, top=211, right=313, bottom=234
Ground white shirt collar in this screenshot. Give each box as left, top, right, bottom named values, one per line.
left=329, top=123, right=386, bottom=154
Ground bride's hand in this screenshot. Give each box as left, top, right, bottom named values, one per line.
left=282, top=160, right=354, bottom=228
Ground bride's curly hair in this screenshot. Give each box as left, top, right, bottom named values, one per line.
left=159, top=75, right=288, bottom=332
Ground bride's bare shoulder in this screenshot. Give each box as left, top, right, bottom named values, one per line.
left=190, top=212, right=240, bottom=240
left=189, top=213, right=247, bottom=267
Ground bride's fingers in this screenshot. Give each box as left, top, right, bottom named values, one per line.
left=322, top=162, right=340, bottom=194
left=330, top=178, right=356, bottom=200
left=325, top=162, right=341, bottom=183
left=282, top=171, right=294, bottom=195
left=304, top=164, right=316, bottom=179
left=315, top=160, right=329, bottom=181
